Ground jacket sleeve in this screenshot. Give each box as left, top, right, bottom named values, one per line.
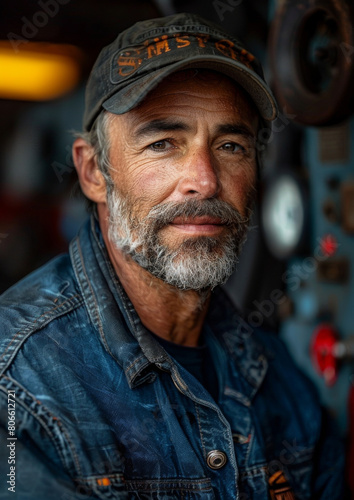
left=0, top=390, right=129, bottom=500
left=0, top=391, right=82, bottom=500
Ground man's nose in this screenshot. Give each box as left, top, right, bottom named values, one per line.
left=177, top=147, right=220, bottom=199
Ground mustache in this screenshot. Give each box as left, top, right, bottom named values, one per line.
left=145, top=198, right=250, bottom=229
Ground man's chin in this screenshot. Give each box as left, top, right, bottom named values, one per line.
left=140, top=241, right=239, bottom=291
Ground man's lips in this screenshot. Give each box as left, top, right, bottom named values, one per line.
left=172, top=216, right=223, bottom=225
left=169, top=216, right=225, bottom=234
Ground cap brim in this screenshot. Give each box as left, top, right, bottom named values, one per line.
left=102, top=55, right=278, bottom=122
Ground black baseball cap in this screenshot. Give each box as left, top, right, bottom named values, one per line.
left=83, top=12, right=278, bottom=131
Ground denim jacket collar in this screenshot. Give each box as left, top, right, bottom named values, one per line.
left=69, top=216, right=268, bottom=400
left=204, top=291, right=269, bottom=402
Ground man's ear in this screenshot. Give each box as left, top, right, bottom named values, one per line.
left=72, top=138, right=107, bottom=204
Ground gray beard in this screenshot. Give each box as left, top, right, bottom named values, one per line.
left=107, top=189, right=252, bottom=291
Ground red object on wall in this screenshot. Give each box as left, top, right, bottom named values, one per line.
left=311, top=324, right=338, bottom=386
left=320, top=234, right=338, bottom=257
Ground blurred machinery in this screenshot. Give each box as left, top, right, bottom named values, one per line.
left=264, top=0, right=354, bottom=448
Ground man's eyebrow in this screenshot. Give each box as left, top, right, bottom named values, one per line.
left=216, top=123, right=256, bottom=138
left=134, top=119, right=191, bottom=138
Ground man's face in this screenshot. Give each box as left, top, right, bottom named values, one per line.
left=104, top=70, right=258, bottom=290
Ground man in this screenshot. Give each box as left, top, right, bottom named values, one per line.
left=0, top=13, right=345, bottom=500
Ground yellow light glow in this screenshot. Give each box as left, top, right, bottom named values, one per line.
left=0, top=42, right=81, bottom=101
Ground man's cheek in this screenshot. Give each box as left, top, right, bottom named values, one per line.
left=232, top=178, right=256, bottom=215
left=131, top=173, right=175, bottom=207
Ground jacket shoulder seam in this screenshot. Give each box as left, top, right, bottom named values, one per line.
left=0, top=293, right=83, bottom=374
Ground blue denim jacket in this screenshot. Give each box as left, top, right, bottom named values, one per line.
left=0, top=217, right=345, bottom=499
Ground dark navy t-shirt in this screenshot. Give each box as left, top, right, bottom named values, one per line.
left=150, top=331, right=218, bottom=401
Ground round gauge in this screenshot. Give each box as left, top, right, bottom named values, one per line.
left=262, top=174, right=307, bottom=259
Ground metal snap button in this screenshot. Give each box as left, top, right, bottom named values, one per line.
left=206, top=450, right=227, bottom=470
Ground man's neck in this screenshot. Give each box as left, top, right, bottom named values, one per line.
left=99, top=214, right=210, bottom=347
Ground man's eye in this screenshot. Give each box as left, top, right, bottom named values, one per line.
left=220, top=142, right=245, bottom=153
left=149, top=140, right=173, bottom=151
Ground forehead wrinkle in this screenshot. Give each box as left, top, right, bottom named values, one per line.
left=216, top=123, right=256, bottom=139
left=142, top=90, right=232, bottom=109
left=137, top=89, right=258, bottom=133
left=134, top=119, right=192, bottom=139
left=108, top=75, right=259, bottom=142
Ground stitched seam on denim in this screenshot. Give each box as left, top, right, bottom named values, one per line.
left=125, top=354, right=150, bottom=377
left=111, top=270, right=142, bottom=333
left=244, top=429, right=253, bottom=467
left=225, top=419, right=237, bottom=480
left=126, top=478, right=211, bottom=484
left=89, top=219, right=134, bottom=338
left=90, top=218, right=137, bottom=330
left=135, top=25, right=237, bottom=44
left=0, top=294, right=82, bottom=374
left=0, top=378, right=82, bottom=477
left=125, top=485, right=212, bottom=492
left=125, top=478, right=212, bottom=491
left=72, top=237, right=103, bottom=335
left=223, top=387, right=251, bottom=407
left=90, top=218, right=141, bottom=336
left=72, top=237, right=119, bottom=365
left=78, top=473, right=125, bottom=484
left=194, top=403, right=207, bottom=460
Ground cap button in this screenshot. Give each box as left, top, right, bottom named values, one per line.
left=206, top=450, right=227, bottom=470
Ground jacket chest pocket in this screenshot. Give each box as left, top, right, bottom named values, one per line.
left=85, top=477, right=216, bottom=499
left=125, top=478, right=216, bottom=499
